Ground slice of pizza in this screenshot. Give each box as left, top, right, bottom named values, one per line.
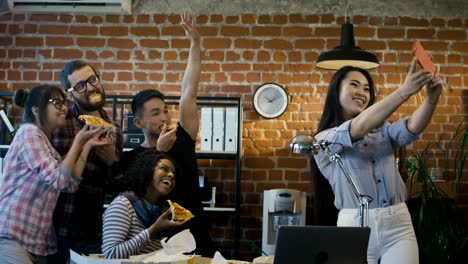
left=78, top=115, right=113, bottom=128
left=89, top=93, right=102, bottom=103
left=167, top=123, right=177, bottom=131
left=167, top=200, right=194, bottom=221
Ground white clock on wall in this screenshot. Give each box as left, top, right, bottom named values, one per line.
left=253, top=82, right=290, bottom=119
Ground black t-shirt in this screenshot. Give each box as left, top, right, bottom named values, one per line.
left=121, top=124, right=214, bottom=256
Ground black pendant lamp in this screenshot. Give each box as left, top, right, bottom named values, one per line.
left=316, top=2, right=379, bottom=70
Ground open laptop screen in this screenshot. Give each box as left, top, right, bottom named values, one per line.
left=273, top=225, right=370, bottom=264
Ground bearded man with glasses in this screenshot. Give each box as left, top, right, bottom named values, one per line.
left=48, top=60, right=126, bottom=264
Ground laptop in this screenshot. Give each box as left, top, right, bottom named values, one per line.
left=273, top=225, right=371, bottom=264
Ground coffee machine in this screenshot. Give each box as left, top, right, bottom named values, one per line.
left=262, top=189, right=307, bottom=256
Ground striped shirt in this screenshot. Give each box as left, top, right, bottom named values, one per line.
left=0, top=123, right=81, bottom=255
left=102, top=195, right=162, bottom=259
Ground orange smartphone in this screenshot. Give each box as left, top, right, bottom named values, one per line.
left=411, top=40, right=436, bottom=73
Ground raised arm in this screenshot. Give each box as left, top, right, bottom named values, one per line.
left=406, top=73, right=443, bottom=134
left=350, top=58, right=433, bottom=140
left=178, top=13, right=201, bottom=140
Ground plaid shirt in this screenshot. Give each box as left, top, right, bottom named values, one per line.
left=0, top=124, right=81, bottom=255
left=51, top=105, right=124, bottom=241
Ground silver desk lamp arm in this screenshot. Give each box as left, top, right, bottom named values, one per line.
left=289, top=135, right=373, bottom=227
left=327, top=152, right=372, bottom=227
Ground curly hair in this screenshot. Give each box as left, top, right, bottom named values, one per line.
left=126, top=151, right=178, bottom=198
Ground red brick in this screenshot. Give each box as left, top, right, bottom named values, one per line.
left=221, top=26, right=249, bottom=36
left=321, top=14, right=335, bottom=24
left=0, top=37, right=12, bottom=46
left=203, top=38, right=231, bottom=49
left=54, top=49, right=83, bottom=59
left=90, top=16, right=103, bottom=24
left=69, top=26, right=98, bottom=35
left=130, top=26, right=160, bottom=36
left=241, top=14, right=255, bottom=24
left=136, top=14, right=150, bottom=24
left=210, top=14, right=223, bottom=23
left=16, top=36, right=43, bottom=47
left=106, top=15, right=120, bottom=23
left=448, top=18, right=463, bottom=27
left=161, top=26, right=185, bottom=36
left=438, top=30, right=466, bottom=40
left=234, top=39, right=262, bottom=49
left=167, top=14, right=180, bottom=24
left=408, top=29, right=436, bottom=39
left=226, top=51, right=240, bottom=61
left=284, top=26, right=312, bottom=37
left=153, top=15, right=165, bottom=24
left=252, top=26, right=282, bottom=36
left=139, top=39, right=169, bottom=48
left=39, top=25, right=68, bottom=35
left=77, top=38, right=105, bottom=47
left=30, top=14, right=58, bottom=22
left=273, top=15, right=288, bottom=24
left=295, top=39, right=325, bottom=49
left=107, top=38, right=136, bottom=49
left=123, top=15, right=134, bottom=24
left=399, top=17, right=429, bottom=27
left=8, top=24, right=20, bottom=34
left=264, top=39, right=292, bottom=50
left=197, top=26, right=219, bottom=36
left=46, top=37, right=74, bottom=46
left=76, top=15, right=89, bottom=23
left=100, top=26, right=128, bottom=36
left=315, top=27, right=341, bottom=37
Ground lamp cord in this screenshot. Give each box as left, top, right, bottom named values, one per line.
left=345, top=0, right=351, bottom=23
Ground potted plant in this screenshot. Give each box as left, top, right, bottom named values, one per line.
left=406, top=122, right=467, bottom=264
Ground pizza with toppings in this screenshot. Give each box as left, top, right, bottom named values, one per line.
left=167, top=200, right=194, bottom=221
left=78, top=115, right=113, bottom=128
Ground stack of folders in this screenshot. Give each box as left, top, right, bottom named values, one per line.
left=200, top=107, right=238, bottom=152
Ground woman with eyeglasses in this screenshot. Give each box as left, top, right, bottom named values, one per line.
left=0, top=84, right=112, bottom=264
left=102, top=152, right=188, bottom=259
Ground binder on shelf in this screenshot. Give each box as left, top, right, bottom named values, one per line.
left=200, top=107, right=213, bottom=151
left=212, top=108, right=225, bottom=151
left=224, top=107, right=238, bottom=152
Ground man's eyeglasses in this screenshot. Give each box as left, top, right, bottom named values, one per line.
left=48, top=98, right=73, bottom=110
left=67, top=75, right=100, bottom=93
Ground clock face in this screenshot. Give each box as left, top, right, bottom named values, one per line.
left=253, top=83, right=289, bottom=119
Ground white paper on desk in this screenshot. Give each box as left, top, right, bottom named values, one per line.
left=212, top=108, right=225, bottom=151
left=224, top=107, right=238, bottom=152
left=200, top=107, right=213, bottom=151
left=210, top=251, right=250, bottom=264
left=130, top=229, right=196, bottom=262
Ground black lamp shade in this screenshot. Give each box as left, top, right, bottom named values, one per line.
left=316, top=22, right=379, bottom=70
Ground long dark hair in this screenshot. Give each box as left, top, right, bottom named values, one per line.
left=315, top=66, right=376, bottom=134
left=129, top=152, right=178, bottom=198
left=13, top=84, right=65, bottom=128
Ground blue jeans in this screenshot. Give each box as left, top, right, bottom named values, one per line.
left=338, top=203, right=419, bottom=264
left=47, top=237, right=101, bottom=264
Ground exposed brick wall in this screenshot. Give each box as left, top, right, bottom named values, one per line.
left=0, top=13, right=467, bottom=261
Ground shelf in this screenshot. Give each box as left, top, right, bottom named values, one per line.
left=203, top=207, right=235, bottom=212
